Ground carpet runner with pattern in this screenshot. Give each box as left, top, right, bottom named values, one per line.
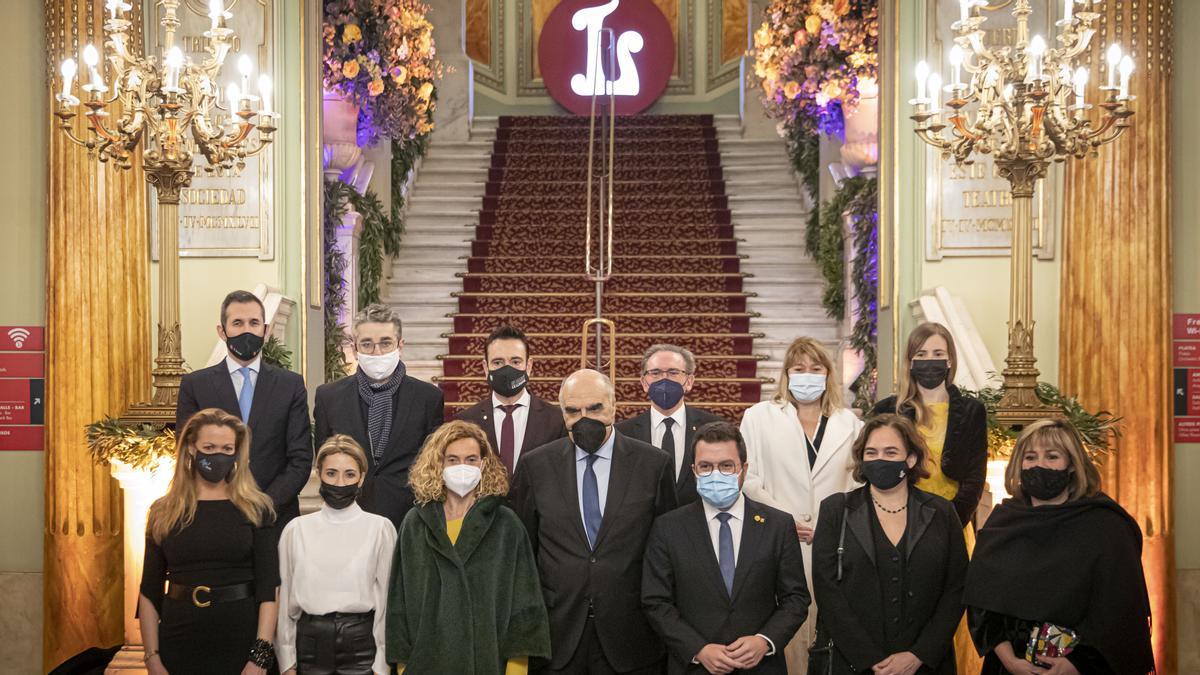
left=437, top=115, right=767, bottom=420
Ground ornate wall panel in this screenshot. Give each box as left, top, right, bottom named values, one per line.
left=469, top=0, right=506, bottom=90
left=707, top=0, right=745, bottom=90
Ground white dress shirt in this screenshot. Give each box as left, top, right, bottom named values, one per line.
left=225, top=354, right=261, bottom=398
left=492, top=389, right=532, bottom=462
left=650, top=404, right=688, bottom=477
left=276, top=502, right=397, bottom=674
left=574, top=430, right=616, bottom=526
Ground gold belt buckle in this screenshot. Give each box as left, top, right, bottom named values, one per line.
left=191, top=585, right=212, bottom=608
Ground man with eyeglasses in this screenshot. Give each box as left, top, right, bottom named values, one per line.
left=642, top=421, right=809, bottom=675
left=456, top=324, right=566, bottom=476
left=616, top=344, right=723, bottom=506
left=313, top=303, right=444, bottom=529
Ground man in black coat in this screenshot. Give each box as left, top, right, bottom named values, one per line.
left=313, top=303, right=444, bottom=529
left=642, top=421, right=809, bottom=675
left=456, top=325, right=566, bottom=475
left=509, top=368, right=677, bottom=675
left=616, top=344, right=722, bottom=506
left=176, top=290, right=313, bottom=527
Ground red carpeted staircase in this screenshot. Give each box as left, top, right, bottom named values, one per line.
left=436, top=115, right=770, bottom=420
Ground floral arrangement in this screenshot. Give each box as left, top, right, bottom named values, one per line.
left=323, top=0, right=444, bottom=145
left=753, top=0, right=879, bottom=136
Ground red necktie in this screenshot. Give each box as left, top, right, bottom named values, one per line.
left=498, top=403, right=522, bottom=474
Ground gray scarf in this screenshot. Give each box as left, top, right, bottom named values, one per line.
left=355, top=360, right=406, bottom=461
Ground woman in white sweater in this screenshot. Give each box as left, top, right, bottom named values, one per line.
left=277, top=435, right=396, bottom=675
left=740, top=336, right=863, bottom=673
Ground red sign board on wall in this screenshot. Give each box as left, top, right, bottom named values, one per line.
left=1174, top=314, right=1200, bottom=443
left=539, top=0, right=676, bottom=116
left=0, top=325, right=44, bottom=451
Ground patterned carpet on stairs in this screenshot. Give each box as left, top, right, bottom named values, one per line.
left=438, top=115, right=768, bottom=421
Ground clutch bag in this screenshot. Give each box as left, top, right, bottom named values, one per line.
left=1024, top=622, right=1079, bottom=666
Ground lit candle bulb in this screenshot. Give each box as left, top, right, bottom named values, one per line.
left=1026, top=35, right=1046, bottom=81
left=82, top=44, right=104, bottom=90
left=228, top=82, right=241, bottom=110
left=60, top=58, right=77, bottom=98
left=238, top=54, right=253, bottom=99
left=1118, top=55, right=1134, bottom=99
left=209, top=0, right=225, bottom=31
left=257, top=74, right=272, bottom=115
left=1106, top=43, right=1122, bottom=88
left=104, top=0, right=130, bottom=20
left=915, top=60, right=930, bottom=101
left=958, top=0, right=970, bottom=24
left=928, top=72, right=943, bottom=111
left=1073, top=66, right=1088, bottom=107
left=949, top=45, right=964, bottom=89
left=164, top=47, right=184, bottom=92
left=1063, top=0, right=1073, bottom=22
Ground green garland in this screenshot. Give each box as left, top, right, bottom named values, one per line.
left=323, top=180, right=353, bottom=382
left=960, top=382, right=1123, bottom=460
left=87, top=417, right=176, bottom=470
left=845, top=177, right=879, bottom=409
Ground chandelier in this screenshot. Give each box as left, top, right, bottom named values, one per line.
left=53, top=0, right=277, bottom=413
left=910, top=0, right=1134, bottom=426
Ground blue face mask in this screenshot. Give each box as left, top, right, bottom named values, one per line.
left=695, top=471, right=741, bottom=509
left=788, top=372, right=826, bottom=402
left=647, top=378, right=686, bottom=410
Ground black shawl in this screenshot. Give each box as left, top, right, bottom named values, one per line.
left=963, top=493, right=1154, bottom=674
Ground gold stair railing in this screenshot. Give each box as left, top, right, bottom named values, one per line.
left=583, top=26, right=617, bottom=376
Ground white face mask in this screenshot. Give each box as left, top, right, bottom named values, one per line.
left=443, top=464, right=482, bottom=498
left=788, top=372, right=827, bottom=402
left=356, top=349, right=401, bottom=380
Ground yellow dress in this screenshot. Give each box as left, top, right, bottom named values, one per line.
left=399, top=516, right=529, bottom=675
left=918, top=403, right=982, bottom=675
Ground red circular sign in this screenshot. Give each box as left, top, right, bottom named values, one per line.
left=538, top=0, right=675, bottom=116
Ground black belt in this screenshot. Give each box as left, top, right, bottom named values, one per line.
left=166, top=581, right=254, bottom=608
left=301, top=610, right=375, bottom=623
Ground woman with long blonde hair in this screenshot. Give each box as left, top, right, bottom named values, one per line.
left=386, top=420, right=550, bottom=674
left=740, top=336, right=864, bottom=672
left=138, top=408, right=280, bottom=675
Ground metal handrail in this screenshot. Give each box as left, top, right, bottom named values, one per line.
left=583, top=26, right=617, bottom=372
left=580, top=318, right=618, bottom=383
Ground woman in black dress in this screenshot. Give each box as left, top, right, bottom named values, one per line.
left=139, top=408, right=280, bottom=675
left=964, top=419, right=1154, bottom=675
left=812, top=414, right=968, bottom=675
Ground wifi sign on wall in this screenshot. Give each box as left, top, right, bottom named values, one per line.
left=0, top=325, right=44, bottom=450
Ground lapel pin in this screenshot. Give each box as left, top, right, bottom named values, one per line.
left=754, top=515, right=765, bottom=523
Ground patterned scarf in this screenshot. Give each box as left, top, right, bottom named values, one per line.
left=355, top=360, right=406, bottom=461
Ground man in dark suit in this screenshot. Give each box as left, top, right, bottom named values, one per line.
left=313, top=303, right=444, bottom=529
left=456, top=324, right=566, bottom=475
left=616, top=344, right=722, bottom=506
left=176, top=290, right=313, bottom=527
left=509, top=368, right=677, bottom=674
left=642, top=421, right=809, bottom=675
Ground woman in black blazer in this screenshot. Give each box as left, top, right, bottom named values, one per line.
left=872, top=323, right=987, bottom=527
left=812, top=414, right=968, bottom=675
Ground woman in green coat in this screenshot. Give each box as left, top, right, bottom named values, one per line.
left=387, top=420, right=551, bottom=674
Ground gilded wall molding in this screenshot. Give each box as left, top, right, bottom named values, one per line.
left=471, top=0, right=507, bottom=91
left=706, top=0, right=744, bottom=91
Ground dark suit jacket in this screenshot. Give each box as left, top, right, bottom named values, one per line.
left=313, top=373, right=444, bottom=530
left=509, top=432, right=678, bottom=671
left=176, top=360, right=313, bottom=527
left=642, top=497, right=810, bottom=675
left=873, top=386, right=988, bottom=526
left=455, top=393, right=567, bottom=473
left=812, top=487, right=968, bottom=675
left=615, top=404, right=723, bottom=507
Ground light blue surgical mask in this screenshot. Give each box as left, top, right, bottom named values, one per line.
left=788, top=372, right=827, bottom=402
left=695, top=472, right=741, bottom=509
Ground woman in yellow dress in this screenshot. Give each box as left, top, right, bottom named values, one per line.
left=873, top=323, right=988, bottom=674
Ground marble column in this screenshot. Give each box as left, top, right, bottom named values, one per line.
left=428, top=0, right=471, bottom=141
left=43, top=0, right=152, bottom=669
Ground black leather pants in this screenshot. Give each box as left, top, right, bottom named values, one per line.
left=296, top=611, right=376, bottom=675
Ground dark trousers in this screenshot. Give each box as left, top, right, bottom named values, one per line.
left=541, top=616, right=662, bottom=675
left=296, top=611, right=376, bottom=675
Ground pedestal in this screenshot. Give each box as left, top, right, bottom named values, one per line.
left=104, top=460, right=175, bottom=674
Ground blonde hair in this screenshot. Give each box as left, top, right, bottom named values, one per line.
left=772, top=337, right=843, bottom=415
left=409, top=420, right=509, bottom=504
left=317, top=434, right=368, bottom=474
left=896, top=322, right=958, bottom=425
left=1004, top=418, right=1102, bottom=502
left=147, top=408, right=275, bottom=543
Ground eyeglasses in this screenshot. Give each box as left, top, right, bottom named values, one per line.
left=356, top=339, right=397, bottom=354
left=644, top=368, right=691, bottom=379
left=695, top=461, right=741, bottom=476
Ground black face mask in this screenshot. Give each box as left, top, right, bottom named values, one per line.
left=319, top=481, right=360, bottom=510
left=194, top=451, right=236, bottom=484
left=862, top=459, right=909, bottom=490
left=488, top=365, right=528, bottom=398
left=1021, top=466, right=1073, bottom=501
left=226, top=331, right=265, bottom=361
left=570, top=416, right=609, bottom=454
left=910, top=359, right=950, bottom=389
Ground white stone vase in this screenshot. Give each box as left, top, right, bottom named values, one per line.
left=840, top=77, right=879, bottom=174
left=323, top=92, right=363, bottom=182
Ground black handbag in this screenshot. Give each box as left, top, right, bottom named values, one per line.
left=807, top=505, right=847, bottom=675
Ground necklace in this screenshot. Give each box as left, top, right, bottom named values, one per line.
left=872, top=496, right=907, bottom=514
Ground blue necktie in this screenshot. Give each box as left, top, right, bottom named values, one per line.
left=582, top=454, right=602, bottom=549
left=717, top=512, right=734, bottom=597
left=238, top=366, right=254, bottom=422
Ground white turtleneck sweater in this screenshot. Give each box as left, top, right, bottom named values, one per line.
left=276, top=502, right=397, bottom=674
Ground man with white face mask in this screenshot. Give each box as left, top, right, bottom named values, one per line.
left=314, top=304, right=445, bottom=529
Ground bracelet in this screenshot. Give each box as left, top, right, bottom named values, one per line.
left=143, top=649, right=159, bottom=664
left=248, top=638, right=276, bottom=670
